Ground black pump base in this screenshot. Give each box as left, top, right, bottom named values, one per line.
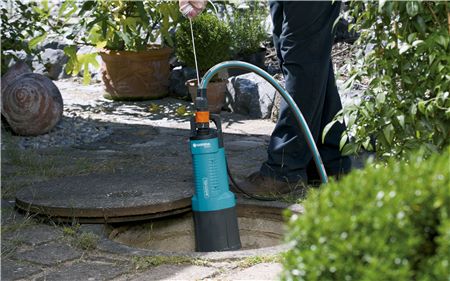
left=193, top=207, right=241, bottom=252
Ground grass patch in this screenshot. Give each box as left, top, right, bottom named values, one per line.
left=75, top=232, right=99, bottom=250
left=132, top=256, right=210, bottom=270
left=237, top=255, right=282, bottom=268
left=63, top=224, right=99, bottom=251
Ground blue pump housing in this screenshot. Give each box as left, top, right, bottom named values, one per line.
left=190, top=136, right=236, bottom=212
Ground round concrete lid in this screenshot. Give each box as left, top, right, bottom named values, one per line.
left=15, top=173, right=193, bottom=223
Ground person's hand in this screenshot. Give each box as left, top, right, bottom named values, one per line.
left=179, top=0, right=207, bottom=19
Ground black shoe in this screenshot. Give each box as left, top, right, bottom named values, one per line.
left=231, top=171, right=306, bottom=197
left=307, top=163, right=351, bottom=186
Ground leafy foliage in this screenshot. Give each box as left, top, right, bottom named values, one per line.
left=228, top=3, right=269, bottom=56
left=62, top=0, right=180, bottom=83
left=1, top=1, right=48, bottom=74
left=68, top=0, right=180, bottom=51
left=175, top=13, right=232, bottom=73
left=330, top=2, right=449, bottom=160
left=283, top=147, right=450, bottom=280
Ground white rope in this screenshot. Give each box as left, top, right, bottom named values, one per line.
left=189, top=18, right=201, bottom=85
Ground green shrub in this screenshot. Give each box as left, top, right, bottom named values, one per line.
left=228, top=3, right=269, bottom=56
left=282, top=148, right=450, bottom=280
left=329, top=2, right=449, bottom=160
left=1, top=1, right=51, bottom=73
left=175, top=13, right=231, bottom=73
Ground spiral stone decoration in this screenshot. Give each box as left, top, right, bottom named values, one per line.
left=1, top=73, right=63, bottom=136
left=1, top=61, right=32, bottom=93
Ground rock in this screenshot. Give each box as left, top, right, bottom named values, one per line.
left=227, top=72, right=276, bottom=118
left=2, top=73, right=64, bottom=136
left=14, top=243, right=82, bottom=266
left=33, top=48, right=69, bottom=80
left=169, top=66, right=197, bottom=99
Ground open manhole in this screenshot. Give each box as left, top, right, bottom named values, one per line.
left=106, top=200, right=303, bottom=255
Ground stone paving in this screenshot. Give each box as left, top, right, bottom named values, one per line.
left=1, top=77, right=365, bottom=280
left=1, top=79, right=288, bottom=280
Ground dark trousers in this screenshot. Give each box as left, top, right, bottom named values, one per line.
left=260, top=1, right=351, bottom=182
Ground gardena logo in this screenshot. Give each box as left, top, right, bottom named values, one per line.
left=192, top=143, right=211, bottom=148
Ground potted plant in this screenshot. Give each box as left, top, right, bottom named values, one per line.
left=227, top=2, right=269, bottom=76
left=64, top=0, right=181, bottom=100
left=175, top=13, right=232, bottom=113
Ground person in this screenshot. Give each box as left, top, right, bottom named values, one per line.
left=180, top=0, right=351, bottom=195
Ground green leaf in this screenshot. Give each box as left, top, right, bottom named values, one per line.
left=28, top=32, right=47, bottom=49
left=378, top=0, right=387, bottom=12
left=341, top=143, right=358, bottom=156
left=412, top=40, right=424, bottom=47
left=63, top=45, right=80, bottom=75
left=406, top=1, right=419, bottom=17
left=362, top=137, right=373, bottom=151
left=403, top=76, right=413, bottom=84
left=376, top=92, right=386, bottom=106
left=78, top=53, right=99, bottom=84
left=435, top=35, right=448, bottom=49
left=418, top=101, right=426, bottom=114
left=322, top=120, right=338, bottom=144
left=383, top=124, right=394, bottom=145
left=397, top=115, right=405, bottom=129
left=339, top=134, right=348, bottom=151
left=399, top=44, right=411, bottom=55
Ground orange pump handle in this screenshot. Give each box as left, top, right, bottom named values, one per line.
left=195, top=111, right=210, bottom=123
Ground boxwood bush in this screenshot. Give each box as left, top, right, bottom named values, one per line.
left=175, top=13, right=231, bottom=73
left=283, top=148, right=450, bottom=280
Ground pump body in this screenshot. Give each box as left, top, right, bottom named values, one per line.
left=190, top=112, right=241, bottom=252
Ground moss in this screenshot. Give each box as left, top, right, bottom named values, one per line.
left=131, top=256, right=210, bottom=270
left=238, top=255, right=282, bottom=268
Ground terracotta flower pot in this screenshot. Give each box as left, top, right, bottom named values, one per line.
left=100, top=47, right=172, bottom=101
left=186, top=79, right=227, bottom=113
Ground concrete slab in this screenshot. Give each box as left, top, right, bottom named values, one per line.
left=36, top=261, right=129, bottom=281
left=3, top=224, right=61, bottom=246
left=1, top=259, right=41, bottom=281
left=223, top=263, right=283, bottom=280
left=129, top=264, right=217, bottom=281
left=15, top=173, right=193, bottom=223
left=15, top=242, right=82, bottom=265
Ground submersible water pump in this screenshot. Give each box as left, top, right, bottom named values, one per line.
left=189, top=90, right=241, bottom=252
left=186, top=17, right=240, bottom=252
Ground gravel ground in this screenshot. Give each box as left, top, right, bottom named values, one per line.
left=13, top=117, right=112, bottom=149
